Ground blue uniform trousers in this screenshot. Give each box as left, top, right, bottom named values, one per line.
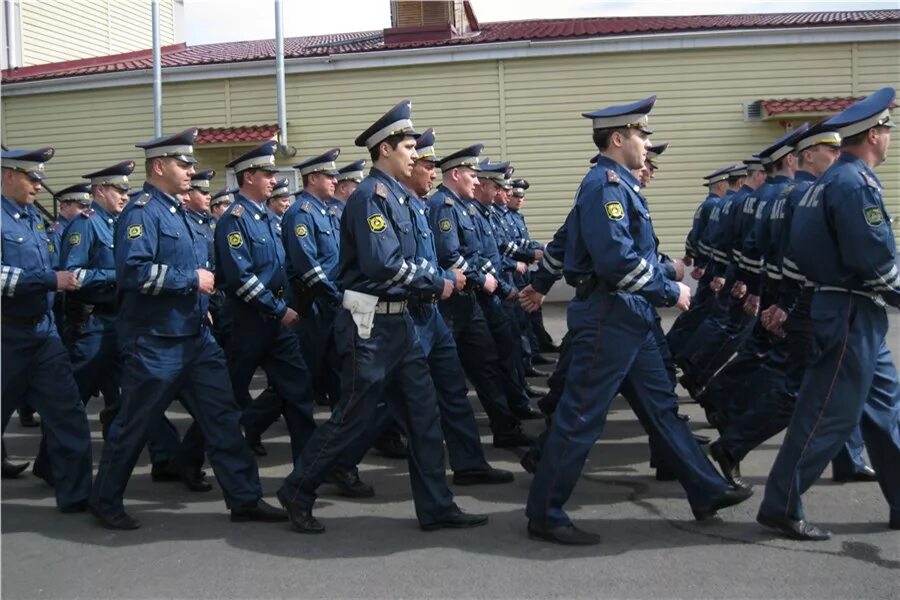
left=90, top=328, right=262, bottom=516
left=1, top=317, right=93, bottom=509
left=759, top=293, right=900, bottom=524
left=477, top=292, right=531, bottom=412
left=666, top=272, right=715, bottom=357
left=439, top=292, right=521, bottom=435
left=296, top=300, right=342, bottom=407
left=526, top=292, right=729, bottom=526
left=279, top=309, right=455, bottom=525
left=225, top=301, right=316, bottom=462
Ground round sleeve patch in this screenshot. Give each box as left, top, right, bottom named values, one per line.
left=605, top=201, right=625, bottom=221
left=368, top=214, right=387, bottom=233
left=126, top=224, right=143, bottom=240
left=68, top=232, right=82, bottom=246
left=864, top=206, right=884, bottom=226
left=438, top=218, right=452, bottom=232
left=227, top=231, right=244, bottom=248
left=295, top=224, right=309, bottom=237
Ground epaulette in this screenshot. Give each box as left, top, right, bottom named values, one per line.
left=329, top=206, right=339, bottom=217
left=375, top=182, right=388, bottom=199
left=48, top=223, right=59, bottom=233
left=467, top=204, right=478, bottom=217
left=444, top=197, right=455, bottom=207
left=860, top=170, right=880, bottom=191
left=606, top=170, right=620, bottom=185
left=231, top=204, right=245, bottom=218
left=80, top=208, right=95, bottom=218
left=300, top=201, right=312, bottom=213
left=132, top=192, right=150, bottom=207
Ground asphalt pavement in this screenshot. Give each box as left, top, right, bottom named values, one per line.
left=2, top=305, right=898, bottom=599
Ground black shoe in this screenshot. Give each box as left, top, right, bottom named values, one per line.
left=18, top=411, right=40, bottom=428
left=59, top=500, right=88, bottom=514
left=524, top=385, right=544, bottom=399
left=244, top=430, right=267, bottom=457
left=757, top=512, right=832, bottom=541
left=527, top=520, right=601, bottom=545
left=421, top=505, right=488, bottom=531
left=709, top=441, right=749, bottom=491
left=32, top=462, right=54, bottom=487
left=692, top=486, right=754, bottom=521
left=179, top=465, right=213, bottom=492
left=493, top=429, right=533, bottom=448
left=325, top=467, right=375, bottom=498
left=511, top=405, right=543, bottom=420
left=373, top=434, right=408, bottom=459
left=532, top=354, right=556, bottom=366
left=677, top=413, right=691, bottom=422
left=536, top=394, right=559, bottom=417
left=525, top=366, right=551, bottom=378
left=150, top=461, right=180, bottom=482
left=539, top=341, right=560, bottom=354
left=679, top=374, right=702, bottom=400
left=833, top=464, right=877, bottom=483
left=276, top=489, right=325, bottom=534
left=519, top=449, right=539, bottom=474
left=230, top=498, right=289, bottom=523
left=453, top=467, right=514, bottom=485
left=90, top=506, right=141, bottom=530
left=705, top=409, right=721, bottom=429
left=889, top=512, right=899, bottom=530
left=655, top=466, right=678, bottom=481
left=1, top=459, right=30, bottom=479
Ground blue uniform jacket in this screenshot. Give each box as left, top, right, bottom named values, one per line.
left=408, top=194, right=454, bottom=283
left=738, top=174, right=793, bottom=294
left=563, top=156, right=680, bottom=308
left=114, top=183, right=208, bottom=337
left=1, top=195, right=58, bottom=319
left=60, top=202, right=117, bottom=305
left=685, top=193, right=720, bottom=266
left=532, top=221, right=567, bottom=296
left=428, top=185, right=486, bottom=289
left=775, top=171, right=817, bottom=310
left=710, top=185, right=753, bottom=279
left=492, top=204, right=536, bottom=263
left=790, top=152, right=899, bottom=307
left=507, top=208, right=544, bottom=251
left=281, top=190, right=341, bottom=305
left=215, top=193, right=289, bottom=320
left=327, top=198, right=345, bottom=221
left=468, top=199, right=515, bottom=297
left=336, top=167, right=444, bottom=300
left=185, top=209, right=215, bottom=273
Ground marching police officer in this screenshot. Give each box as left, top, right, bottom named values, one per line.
left=210, top=187, right=234, bottom=222
left=48, top=185, right=90, bottom=267
left=276, top=100, right=488, bottom=533
left=757, top=87, right=900, bottom=540
left=214, top=142, right=317, bottom=463
left=330, top=159, right=365, bottom=219
left=525, top=96, right=751, bottom=545
left=89, top=129, right=286, bottom=529
left=1, top=147, right=93, bottom=510
left=266, top=177, right=292, bottom=235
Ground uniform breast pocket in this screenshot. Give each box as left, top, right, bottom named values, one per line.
left=393, top=218, right=416, bottom=256
left=316, top=226, right=339, bottom=255
left=158, top=225, right=183, bottom=258
left=246, top=228, right=274, bottom=266
left=2, top=231, right=29, bottom=263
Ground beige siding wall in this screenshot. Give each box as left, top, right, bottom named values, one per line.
left=19, top=0, right=177, bottom=66
left=3, top=40, right=898, bottom=254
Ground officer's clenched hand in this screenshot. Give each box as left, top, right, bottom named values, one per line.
left=690, top=267, right=705, bottom=280
left=760, top=304, right=787, bottom=338
left=196, top=269, right=215, bottom=294
left=483, top=273, right=498, bottom=294
left=731, top=281, right=747, bottom=299
left=516, top=261, right=527, bottom=275
left=56, top=271, right=80, bottom=291
left=451, top=269, right=467, bottom=291
left=675, top=282, right=692, bottom=311
left=672, top=259, right=685, bottom=282
left=743, top=294, right=760, bottom=317
left=440, top=278, right=454, bottom=300
left=533, top=248, right=544, bottom=262
left=281, top=307, right=300, bottom=328
left=710, top=276, right=725, bottom=293
left=519, top=285, right=544, bottom=313
left=506, top=288, right=518, bottom=301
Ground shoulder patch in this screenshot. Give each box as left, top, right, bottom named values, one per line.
left=295, top=223, right=309, bottom=237
left=227, top=231, right=244, bottom=248
left=861, top=170, right=880, bottom=191
left=443, top=197, right=455, bottom=206
left=375, top=182, right=388, bottom=199
left=368, top=213, right=387, bottom=233
left=605, top=201, right=625, bottom=221
left=438, top=218, right=452, bottom=233
left=36, top=222, right=45, bottom=231
left=231, top=204, right=245, bottom=218
left=126, top=224, right=143, bottom=240
left=606, top=170, right=621, bottom=184
left=300, top=201, right=312, bottom=213
left=133, top=192, right=150, bottom=207
left=466, top=204, right=477, bottom=217
left=68, top=232, right=82, bottom=247
left=864, top=206, right=884, bottom=227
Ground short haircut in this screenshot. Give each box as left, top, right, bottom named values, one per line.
left=592, top=127, right=633, bottom=151
left=369, top=133, right=407, bottom=163
left=841, top=129, right=868, bottom=148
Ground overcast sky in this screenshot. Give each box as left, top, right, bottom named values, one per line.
left=183, top=0, right=898, bottom=45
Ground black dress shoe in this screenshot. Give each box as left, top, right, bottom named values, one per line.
left=520, top=449, right=539, bottom=474
left=453, top=467, right=514, bottom=485
left=709, top=441, right=749, bottom=491
left=655, top=465, right=678, bottom=481
left=373, top=434, right=408, bottom=459
left=325, top=467, right=375, bottom=498
left=150, top=461, right=180, bottom=482
left=537, top=394, right=559, bottom=417
left=833, top=464, right=877, bottom=483
left=679, top=374, right=702, bottom=400
left=532, top=354, right=556, bottom=366
left=493, top=429, right=533, bottom=448
left=59, top=500, right=88, bottom=514
left=90, top=506, right=141, bottom=530
left=276, top=490, right=325, bottom=534
left=525, top=366, right=551, bottom=378
left=511, top=405, right=543, bottom=420
left=32, top=462, right=55, bottom=487
left=180, top=465, right=213, bottom=492
left=420, top=505, right=488, bottom=531
left=757, top=512, right=832, bottom=541
left=889, top=511, right=899, bottom=530
left=18, top=411, right=40, bottom=428
left=230, top=498, right=289, bottom=523
left=676, top=413, right=691, bottom=422
left=244, top=430, right=267, bottom=457
left=2, top=459, right=30, bottom=479
left=692, top=486, right=753, bottom=521
left=539, top=341, right=560, bottom=354
left=527, top=521, right=601, bottom=545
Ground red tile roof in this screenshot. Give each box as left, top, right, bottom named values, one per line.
left=195, top=124, right=280, bottom=145
left=761, top=96, right=899, bottom=116
left=3, top=11, right=898, bottom=84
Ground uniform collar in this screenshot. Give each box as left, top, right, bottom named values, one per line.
left=144, top=182, right=182, bottom=212
left=838, top=151, right=880, bottom=183
left=235, top=192, right=268, bottom=219
left=90, top=201, right=116, bottom=224
left=770, top=174, right=792, bottom=184
left=369, top=167, right=407, bottom=199
left=186, top=209, right=208, bottom=223
left=2, top=195, right=30, bottom=220
left=795, top=170, right=817, bottom=182
left=298, top=190, right=328, bottom=213
left=593, top=155, right=642, bottom=191
left=436, top=184, right=462, bottom=203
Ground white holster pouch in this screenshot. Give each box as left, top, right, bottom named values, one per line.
left=342, top=289, right=379, bottom=339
